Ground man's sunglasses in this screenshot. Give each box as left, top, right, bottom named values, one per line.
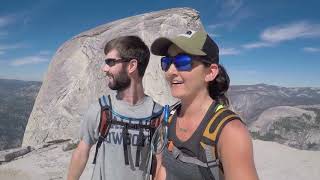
left=161, top=54, right=211, bottom=72
left=104, top=58, right=131, bottom=66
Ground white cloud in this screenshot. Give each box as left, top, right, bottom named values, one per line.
left=0, top=44, right=24, bottom=50
left=10, top=56, right=49, bottom=66
left=208, top=11, right=251, bottom=31
left=0, top=16, right=13, bottom=27
left=220, top=0, right=243, bottom=17
left=242, top=21, right=320, bottom=50
left=207, top=0, right=251, bottom=32
left=261, top=21, right=320, bottom=43
left=242, top=42, right=273, bottom=49
left=0, top=44, right=26, bottom=55
left=208, top=33, right=220, bottom=38
left=208, top=23, right=225, bottom=30
left=303, top=47, right=320, bottom=53
left=220, top=48, right=240, bottom=55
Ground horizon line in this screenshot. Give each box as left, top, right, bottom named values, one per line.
left=0, top=78, right=319, bottom=89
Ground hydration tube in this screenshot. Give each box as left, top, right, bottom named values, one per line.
left=161, top=104, right=170, bottom=151
left=153, top=104, right=169, bottom=154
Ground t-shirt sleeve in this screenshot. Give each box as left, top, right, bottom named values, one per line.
left=79, top=102, right=100, bottom=145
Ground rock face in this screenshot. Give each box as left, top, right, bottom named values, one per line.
left=250, top=105, right=320, bottom=150
left=23, top=8, right=203, bottom=147
left=2, top=140, right=320, bottom=180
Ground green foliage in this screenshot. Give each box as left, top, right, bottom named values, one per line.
left=307, top=142, right=318, bottom=149
left=302, top=113, right=312, bottom=121
left=251, top=131, right=284, bottom=141
left=273, top=116, right=320, bottom=133
left=251, top=110, right=320, bottom=150
left=303, top=108, right=320, bottom=124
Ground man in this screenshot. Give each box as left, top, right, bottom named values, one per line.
left=67, top=36, right=163, bottom=180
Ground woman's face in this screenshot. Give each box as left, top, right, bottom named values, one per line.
left=164, top=44, right=211, bottom=100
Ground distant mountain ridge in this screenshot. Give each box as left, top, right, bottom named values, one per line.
left=0, top=79, right=41, bottom=150
left=229, top=84, right=320, bottom=124
left=229, top=84, right=320, bottom=150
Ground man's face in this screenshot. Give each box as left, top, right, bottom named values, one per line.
left=102, top=49, right=131, bottom=91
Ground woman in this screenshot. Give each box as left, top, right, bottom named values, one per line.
left=150, top=30, right=258, bottom=180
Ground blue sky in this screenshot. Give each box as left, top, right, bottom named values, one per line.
left=0, top=0, right=319, bottom=87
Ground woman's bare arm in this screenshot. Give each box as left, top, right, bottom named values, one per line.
left=218, top=120, right=259, bottom=180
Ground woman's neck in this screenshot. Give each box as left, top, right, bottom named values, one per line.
left=179, top=91, right=214, bottom=119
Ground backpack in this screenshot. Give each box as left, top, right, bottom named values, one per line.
left=92, top=95, right=162, bottom=168
left=165, top=102, right=241, bottom=180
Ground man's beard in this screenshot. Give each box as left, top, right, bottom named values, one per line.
left=107, top=68, right=131, bottom=91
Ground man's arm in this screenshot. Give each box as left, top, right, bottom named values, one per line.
left=67, top=140, right=93, bottom=180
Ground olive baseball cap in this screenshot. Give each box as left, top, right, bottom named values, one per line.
left=151, top=30, right=219, bottom=63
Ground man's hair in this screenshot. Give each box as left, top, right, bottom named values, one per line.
left=104, top=36, right=150, bottom=77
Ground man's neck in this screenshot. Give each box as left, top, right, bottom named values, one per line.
left=116, top=79, right=145, bottom=105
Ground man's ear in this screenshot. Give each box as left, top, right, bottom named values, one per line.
left=127, top=59, right=138, bottom=74
left=205, top=64, right=219, bottom=82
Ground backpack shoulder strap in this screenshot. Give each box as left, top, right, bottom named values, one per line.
left=200, top=106, right=241, bottom=178
left=170, top=101, right=181, bottom=112
left=152, top=101, right=163, bottom=116
left=202, top=108, right=240, bottom=149
left=98, top=95, right=112, bottom=137
left=93, top=95, right=112, bottom=164
left=150, top=101, right=163, bottom=127
left=167, top=101, right=181, bottom=124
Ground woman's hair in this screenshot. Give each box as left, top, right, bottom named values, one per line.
left=204, top=62, right=230, bottom=106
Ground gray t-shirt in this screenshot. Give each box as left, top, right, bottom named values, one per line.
left=80, top=92, right=163, bottom=180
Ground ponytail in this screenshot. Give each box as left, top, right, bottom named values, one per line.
left=207, top=64, right=230, bottom=106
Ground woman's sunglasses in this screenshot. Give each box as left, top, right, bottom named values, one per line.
left=161, top=54, right=211, bottom=72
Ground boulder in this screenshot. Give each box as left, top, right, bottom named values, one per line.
left=23, top=8, right=203, bottom=147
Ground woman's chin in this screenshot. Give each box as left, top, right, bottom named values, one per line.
left=171, top=91, right=186, bottom=99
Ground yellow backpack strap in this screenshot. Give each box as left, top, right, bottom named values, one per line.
left=200, top=107, right=241, bottom=179
left=215, top=104, right=224, bottom=112
left=168, top=115, right=173, bottom=124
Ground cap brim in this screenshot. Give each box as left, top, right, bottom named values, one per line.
left=151, top=38, right=173, bottom=56
left=151, top=37, right=206, bottom=57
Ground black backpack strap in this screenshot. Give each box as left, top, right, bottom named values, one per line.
left=93, top=95, right=112, bottom=164
left=170, top=101, right=181, bottom=112
left=122, top=124, right=130, bottom=165
left=149, top=102, right=163, bottom=133
left=135, top=126, right=145, bottom=167
left=137, top=101, right=161, bottom=167
left=149, top=101, right=160, bottom=134
left=200, top=108, right=241, bottom=179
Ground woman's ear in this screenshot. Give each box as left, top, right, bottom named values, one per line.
left=205, top=64, right=219, bottom=82
left=127, top=59, right=138, bottom=74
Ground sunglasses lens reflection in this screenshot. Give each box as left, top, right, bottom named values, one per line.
left=160, top=55, right=192, bottom=72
